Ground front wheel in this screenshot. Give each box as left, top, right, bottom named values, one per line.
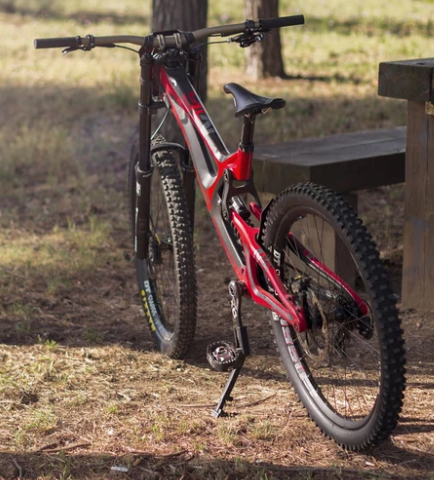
left=128, top=137, right=197, bottom=359
left=262, top=183, right=406, bottom=450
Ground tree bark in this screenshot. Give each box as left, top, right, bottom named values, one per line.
left=151, top=0, right=208, bottom=142
left=244, top=0, right=286, bottom=79
left=152, top=0, right=208, bottom=101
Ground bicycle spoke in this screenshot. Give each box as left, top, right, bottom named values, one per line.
left=263, top=184, right=405, bottom=448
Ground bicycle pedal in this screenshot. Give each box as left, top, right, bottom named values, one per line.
left=206, top=341, right=241, bottom=372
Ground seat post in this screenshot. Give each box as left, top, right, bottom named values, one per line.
left=240, top=114, right=256, bottom=153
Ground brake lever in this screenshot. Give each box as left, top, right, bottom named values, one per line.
left=230, top=32, right=266, bottom=48
left=62, top=44, right=116, bottom=55
left=62, top=46, right=80, bottom=55
left=61, top=35, right=115, bottom=55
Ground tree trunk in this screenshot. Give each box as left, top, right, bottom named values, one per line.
left=244, top=0, right=286, bottom=79
left=152, top=0, right=208, bottom=100
left=151, top=0, right=208, bottom=141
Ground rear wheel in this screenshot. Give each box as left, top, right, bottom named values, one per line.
left=128, top=136, right=197, bottom=358
left=262, top=183, right=406, bottom=450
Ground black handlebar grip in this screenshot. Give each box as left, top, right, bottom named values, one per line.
left=34, top=36, right=81, bottom=49
left=260, top=14, right=305, bottom=30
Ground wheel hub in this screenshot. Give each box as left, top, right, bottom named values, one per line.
left=297, top=289, right=330, bottom=365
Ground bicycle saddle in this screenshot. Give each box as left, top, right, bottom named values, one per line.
left=223, top=82, right=286, bottom=117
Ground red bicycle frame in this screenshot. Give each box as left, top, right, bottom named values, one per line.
left=159, top=63, right=368, bottom=332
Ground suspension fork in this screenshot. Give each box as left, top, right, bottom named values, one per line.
left=135, top=52, right=154, bottom=260
left=137, top=47, right=200, bottom=245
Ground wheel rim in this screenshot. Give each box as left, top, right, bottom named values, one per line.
left=278, top=208, right=381, bottom=424
left=137, top=164, right=179, bottom=337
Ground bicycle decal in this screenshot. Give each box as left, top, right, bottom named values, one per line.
left=140, top=287, right=156, bottom=333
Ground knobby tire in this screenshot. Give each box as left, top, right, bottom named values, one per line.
left=129, top=136, right=197, bottom=359
left=262, top=182, right=406, bottom=450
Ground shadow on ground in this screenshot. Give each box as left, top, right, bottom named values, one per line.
left=2, top=449, right=434, bottom=480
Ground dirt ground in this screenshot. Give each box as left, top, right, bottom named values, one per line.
left=1, top=120, right=434, bottom=479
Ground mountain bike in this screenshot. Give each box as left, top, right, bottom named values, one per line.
left=34, top=15, right=406, bottom=450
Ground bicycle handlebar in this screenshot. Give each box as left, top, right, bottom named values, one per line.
left=34, top=14, right=304, bottom=51
left=33, top=35, right=146, bottom=49
left=34, top=36, right=81, bottom=49
left=259, top=15, right=305, bottom=30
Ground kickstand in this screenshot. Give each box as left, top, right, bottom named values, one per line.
left=211, top=357, right=245, bottom=418
left=211, top=281, right=250, bottom=418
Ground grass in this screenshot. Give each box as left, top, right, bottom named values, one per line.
left=1, top=0, right=434, bottom=478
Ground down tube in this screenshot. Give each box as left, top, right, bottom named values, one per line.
left=160, top=65, right=246, bottom=272
left=160, top=65, right=230, bottom=203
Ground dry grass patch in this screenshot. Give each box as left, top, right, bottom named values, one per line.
left=1, top=0, right=434, bottom=478
left=2, top=331, right=434, bottom=478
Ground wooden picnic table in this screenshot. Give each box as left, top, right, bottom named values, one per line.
left=379, top=57, right=434, bottom=310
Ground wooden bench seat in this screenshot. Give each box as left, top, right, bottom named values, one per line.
left=252, top=126, right=406, bottom=285
left=253, top=126, right=406, bottom=195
